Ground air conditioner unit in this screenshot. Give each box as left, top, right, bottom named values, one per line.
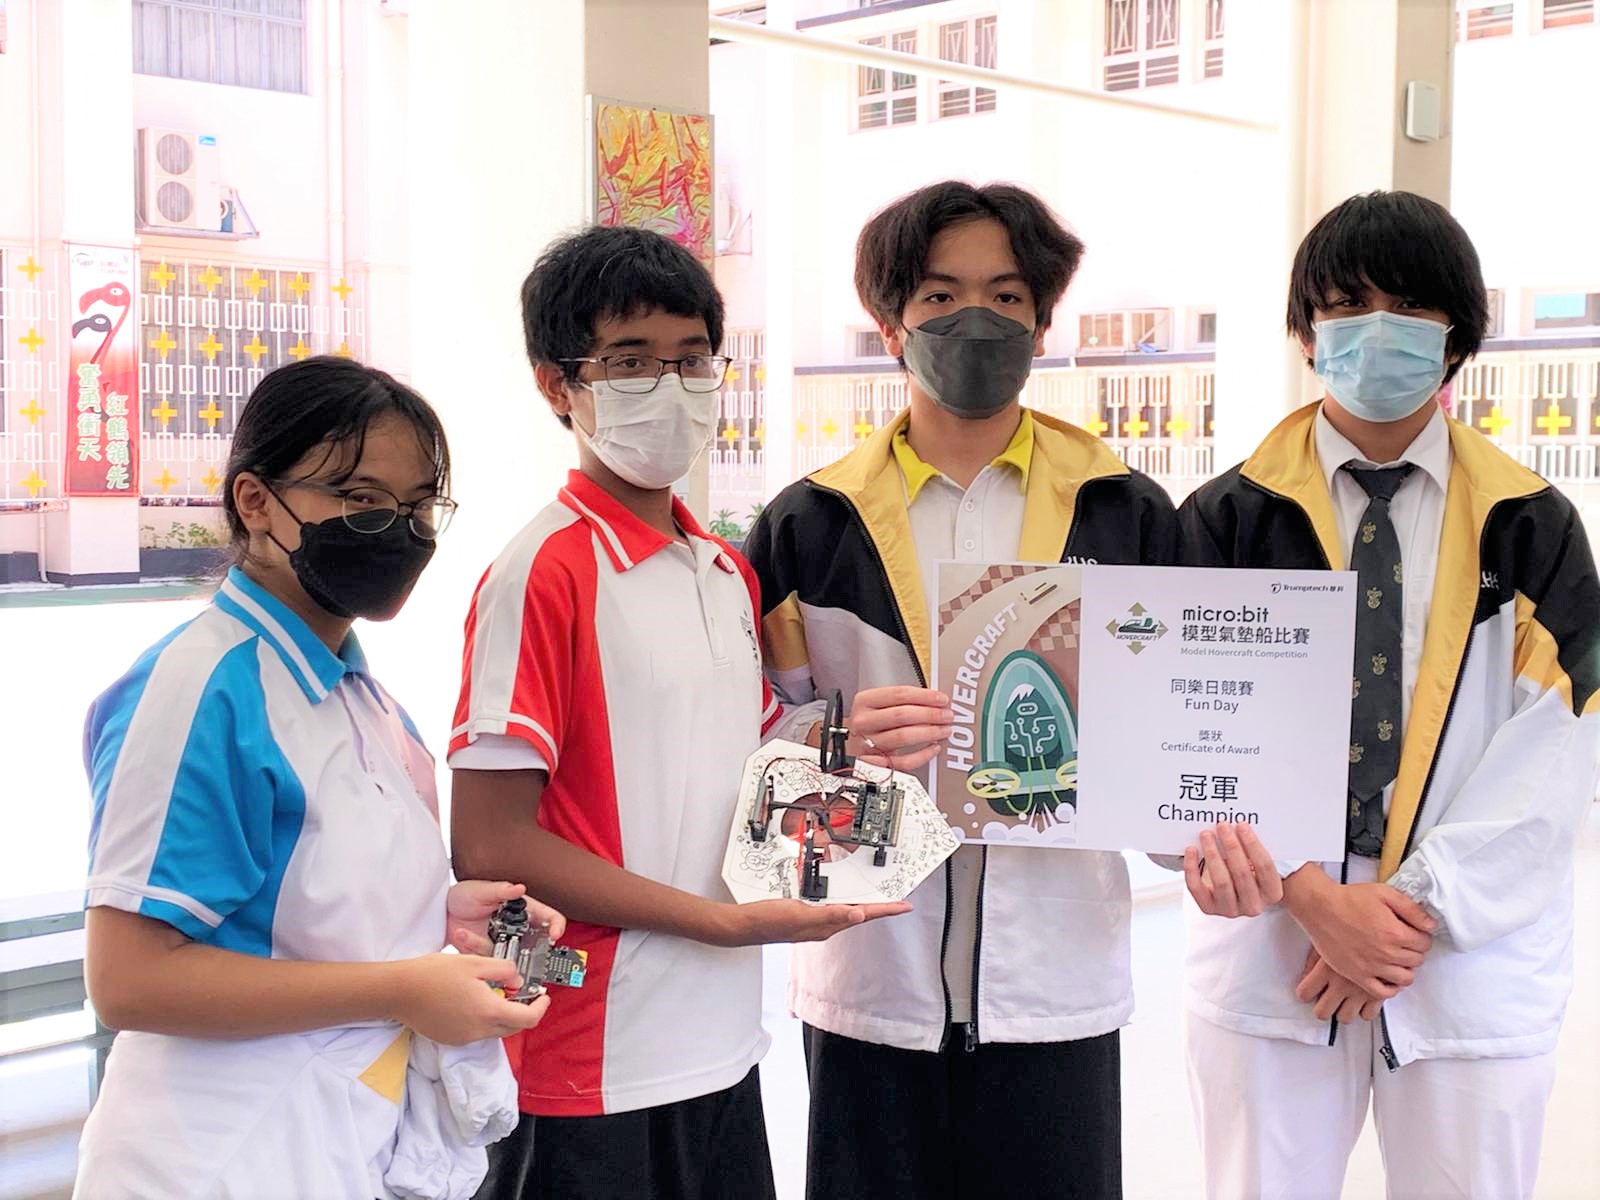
left=138, top=128, right=222, bottom=231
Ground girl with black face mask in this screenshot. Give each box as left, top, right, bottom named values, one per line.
left=76, top=358, right=561, bottom=1198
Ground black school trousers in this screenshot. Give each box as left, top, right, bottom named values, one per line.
left=803, top=1023, right=1122, bottom=1200
left=475, top=1064, right=776, bottom=1200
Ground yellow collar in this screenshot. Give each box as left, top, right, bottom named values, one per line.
left=891, top=410, right=1035, bottom=504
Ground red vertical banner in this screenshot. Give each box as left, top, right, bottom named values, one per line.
left=65, top=245, right=140, bottom=496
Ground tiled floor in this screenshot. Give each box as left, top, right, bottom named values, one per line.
left=5, top=809, right=1597, bottom=1200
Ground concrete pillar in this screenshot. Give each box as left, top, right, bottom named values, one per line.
left=1211, top=0, right=1454, bottom=471
left=1306, top=0, right=1454, bottom=215
left=407, top=0, right=713, bottom=582
left=35, top=0, right=141, bottom=583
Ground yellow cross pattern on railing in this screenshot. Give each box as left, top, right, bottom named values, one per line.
left=1478, top=405, right=1513, bottom=437
left=335, top=342, right=353, bottom=358
left=21, top=471, right=47, bottom=497
left=197, top=401, right=226, bottom=430
left=1123, top=413, right=1151, bottom=438
left=721, top=423, right=742, bottom=443
left=19, top=328, right=44, bottom=354
left=1535, top=402, right=1572, bottom=436
left=1165, top=414, right=1192, bottom=435
left=821, top=417, right=839, bottom=437
left=753, top=424, right=766, bottom=444
left=1083, top=415, right=1110, bottom=436
left=149, top=261, right=177, bottom=291
left=196, top=266, right=225, bottom=293
left=18, top=398, right=45, bottom=426
left=150, top=329, right=178, bottom=359
left=153, top=468, right=178, bottom=493
left=201, top=468, right=224, bottom=493
left=243, top=270, right=269, bottom=297
left=289, top=339, right=312, bottom=361
left=242, top=336, right=269, bottom=365
left=289, top=273, right=312, bottom=301
left=331, top=278, right=354, bottom=300
left=17, top=256, right=43, bottom=283
left=197, top=332, right=225, bottom=361
left=854, top=420, right=874, bottom=440
left=149, top=399, right=178, bottom=428
left=726, top=368, right=742, bottom=385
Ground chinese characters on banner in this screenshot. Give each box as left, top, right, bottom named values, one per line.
left=65, top=245, right=139, bottom=496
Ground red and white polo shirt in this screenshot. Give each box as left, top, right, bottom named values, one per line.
left=449, top=470, right=780, bottom=1117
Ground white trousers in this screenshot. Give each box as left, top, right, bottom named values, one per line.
left=1183, top=1009, right=1557, bottom=1200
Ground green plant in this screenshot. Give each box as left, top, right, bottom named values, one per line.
left=747, top=501, right=765, bottom=525
left=147, top=521, right=225, bottom=550
left=709, top=508, right=744, bottom=540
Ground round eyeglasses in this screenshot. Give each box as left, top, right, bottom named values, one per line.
left=278, top=480, right=457, bottom=540
left=560, top=353, right=732, bottom=395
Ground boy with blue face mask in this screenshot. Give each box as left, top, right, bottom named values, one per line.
left=1178, top=191, right=1600, bottom=1198
left=744, top=181, right=1179, bottom=1199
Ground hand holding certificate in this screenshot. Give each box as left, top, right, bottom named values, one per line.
left=931, top=562, right=1357, bottom=862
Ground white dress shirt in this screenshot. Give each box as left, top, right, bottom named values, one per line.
left=896, top=415, right=1032, bottom=1024
left=1314, top=403, right=1452, bottom=831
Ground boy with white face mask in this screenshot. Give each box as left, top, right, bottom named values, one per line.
left=449, top=226, right=909, bottom=1200
left=1178, top=191, right=1600, bottom=1199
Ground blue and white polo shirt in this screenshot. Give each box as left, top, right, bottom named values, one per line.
left=84, top=567, right=450, bottom=964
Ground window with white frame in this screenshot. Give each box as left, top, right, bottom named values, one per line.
left=1202, top=0, right=1224, bottom=78
left=936, top=16, right=998, bottom=118
left=1486, top=288, right=1505, bottom=337
left=1194, top=309, right=1217, bottom=347
left=133, top=0, right=307, bottom=94
left=1542, top=0, right=1594, bottom=28
left=1532, top=290, right=1600, bottom=330
left=855, top=30, right=919, bottom=130
left=1079, top=308, right=1170, bottom=353
left=853, top=328, right=890, bottom=359
left=1103, top=0, right=1180, bottom=91
left=1457, top=2, right=1515, bottom=39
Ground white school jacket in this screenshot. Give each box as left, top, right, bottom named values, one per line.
left=1178, top=406, right=1600, bottom=1067
left=744, top=412, right=1181, bottom=1050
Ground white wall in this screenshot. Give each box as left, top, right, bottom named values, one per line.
left=0, top=0, right=39, bottom=239
left=709, top=0, right=1253, bottom=365
left=1452, top=20, right=1600, bottom=330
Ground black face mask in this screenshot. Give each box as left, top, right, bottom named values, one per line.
left=266, top=489, right=434, bottom=621
left=900, top=306, right=1038, bottom=420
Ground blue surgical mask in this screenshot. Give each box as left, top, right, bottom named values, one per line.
left=1312, top=311, right=1451, bottom=423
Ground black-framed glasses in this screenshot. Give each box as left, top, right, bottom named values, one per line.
left=277, top=480, right=457, bottom=540
left=560, top=353, right=732, bottom=395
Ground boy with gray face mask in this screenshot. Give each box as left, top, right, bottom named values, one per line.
left=744, top=181, right=1179, bottom=1199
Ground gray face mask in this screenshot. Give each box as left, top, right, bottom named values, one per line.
left=900, top=306, right=1037, bottom=419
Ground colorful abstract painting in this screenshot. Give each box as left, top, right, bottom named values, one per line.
left=591, top=99, right=714, bottom=266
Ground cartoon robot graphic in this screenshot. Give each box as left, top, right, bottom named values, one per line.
left=964, top=649, right=1079, bottom=830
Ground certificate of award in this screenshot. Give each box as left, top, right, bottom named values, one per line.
left=931, top=562, right=1356, bottom=860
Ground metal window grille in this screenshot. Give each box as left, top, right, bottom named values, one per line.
left=856, top=31, right=919, bottom=130
left=1460, top=3, right=1515, bottom=39
left=1104, top=0, right=1182, bottom=90
left=938, top=17, right=997, bottom=119
left=0, top=248, right=65, bottom=503
left=707, top=329, right=767, bottom=534
left=137, top=257, right=366, bottom=500
left=133, top=0, right=308, bottom=95
left=1543, top=0, right=1595, bottom=30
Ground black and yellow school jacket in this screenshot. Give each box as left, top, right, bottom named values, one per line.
left=743, top=408, right=1178, bottom=1051
left=1180, top=402, right=1600, bottom=1066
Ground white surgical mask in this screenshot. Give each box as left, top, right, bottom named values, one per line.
left=579, top=373, right=717, bottom=491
